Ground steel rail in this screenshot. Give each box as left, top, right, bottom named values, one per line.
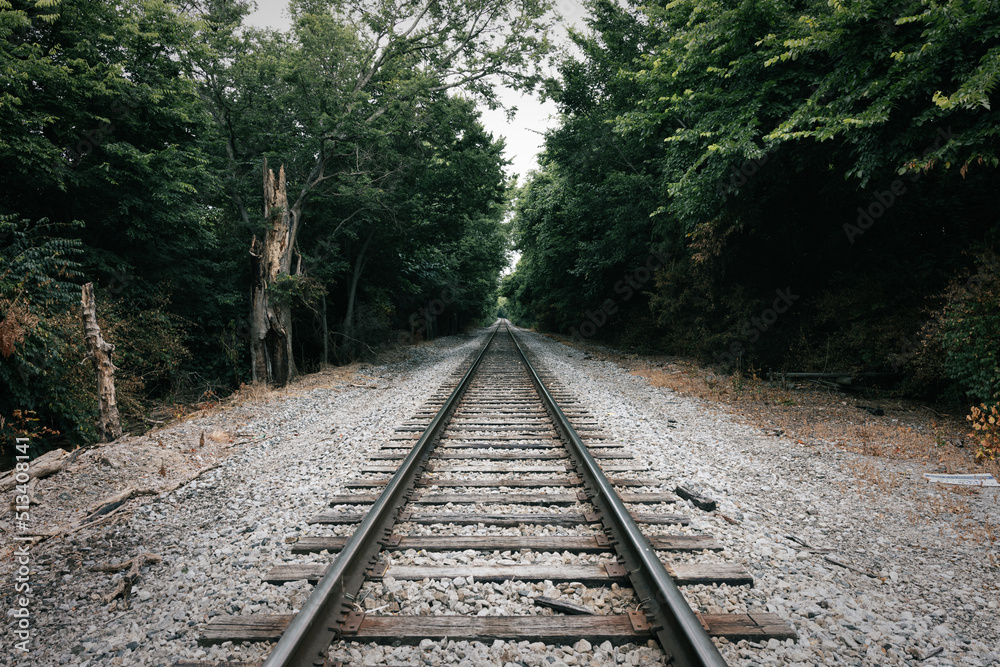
left=261, top=324, right=501, bottom=667
left=506, top=322, right=728, bottom=667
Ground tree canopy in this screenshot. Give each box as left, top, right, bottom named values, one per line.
left=1, top=0, right=550, bottom=458
left=505, top=0, right=1000, bottom=404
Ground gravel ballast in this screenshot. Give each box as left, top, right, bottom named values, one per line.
left=2, top=325, right=998, bottom=667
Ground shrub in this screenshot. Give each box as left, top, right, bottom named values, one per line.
left=967, top=403, right=1000, bottom=462
left=939, top=253, right=1000, bottom=404
left=1, top=215, right=88, bottom=461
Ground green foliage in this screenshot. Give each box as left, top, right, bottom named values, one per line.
left=1, top=214, right=90, bottom=457
left=0, top=214, right=84, bottom=314
left=0, top=310, right=97, bottom=455
left=96, top=291, right=190, bottom=417
left=0, top=0, right=558, bottom=456
left=940, top=255, right=1000, bottom=403
left=267, top=274, right=327, bottom=309
left=506, top=0, right=1000, bottom=406
left=1, top=211, right=190, bottom=458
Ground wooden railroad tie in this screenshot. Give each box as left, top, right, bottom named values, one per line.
left=290, top=534, right=723, bottom=554
left=261, top=562, right=753, bottom=587
left=199, top=612, right=795, bottom=646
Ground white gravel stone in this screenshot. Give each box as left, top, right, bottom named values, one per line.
left=5, top=324, right=997, bottom=667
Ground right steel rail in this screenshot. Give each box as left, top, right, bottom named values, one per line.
left=506, top=323, right=729, bottom=667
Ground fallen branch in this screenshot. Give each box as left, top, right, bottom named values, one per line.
left=80, top=487, right=136, bottom=524
left=532, top=596, right=595, bottom=615
left=823, top=555, right=879, bottom=578
left=0, top=448, right=71, bottom=493
left=785, top=534, right=835, bottom=554
left=90, top=552, right=162, bottom=603
left=675, top=484, right=718, bottom=511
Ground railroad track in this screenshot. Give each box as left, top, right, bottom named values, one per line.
left=191, top=322, right=794, bottom=666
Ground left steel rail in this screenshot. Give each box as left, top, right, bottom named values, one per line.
left=261, top=324, right=500, bottom=667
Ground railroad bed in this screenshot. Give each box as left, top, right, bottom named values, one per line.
left=191, top=323, right=794, bottom=666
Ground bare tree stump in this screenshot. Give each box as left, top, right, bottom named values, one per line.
left=81, top=283, right=122, bottom=441
left=249, top=159, right=296, bottom=387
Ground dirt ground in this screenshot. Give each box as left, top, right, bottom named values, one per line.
left=0, top=362, right=376, bottom=560
left=3, top=335, right=996, bottom=569
left=546, top=334, right=999, bottom=482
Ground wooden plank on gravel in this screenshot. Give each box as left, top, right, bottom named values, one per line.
left=422, top=463, right=649, bottom=473
left=419, top=476, right=659, bottom=487
left=669, top=563, right=753, bottom=586
left=372, top=451, right=631, bottom=461
left=292, top=534, right=721, bottom=554
left=699, top=613, right=797, bottom=640
left=400, top=512, right=615, bottom=526
left=448, top=419, right=551, bottom=425
left=198, top=611, right=793, bottom=645
left=445, top=426, right=557, bottom=432
left=343, top=476, right=657, bottom=488
left=326, top=492, right=677, bottom=506
left=264, top=562, right=749, bottom=586
left=328, top=492, right=579, bottom=506
left=391, top=434, right=559, bottom=442
left=416, top=492, right=580, bottom=504
left=426, top=464, right=571, bottom=473
left=619, top=492, right=679, bottom=503
left=417, top=477, right=586, bottom=487
left=309, top=511, right=620, bottom=526
left=199, top=615, right=292, bottom=645
left=371, top=451, right=570, bottom=461
left=344, top=615, right=646, bottom=643
left=434, top=441, right=624, bottom=449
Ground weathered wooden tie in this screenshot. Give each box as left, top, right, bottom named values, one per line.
left=200, top=611, right=795, bottom=646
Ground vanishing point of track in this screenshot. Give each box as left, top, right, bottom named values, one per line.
left=194, top=322, right=795, bottom=666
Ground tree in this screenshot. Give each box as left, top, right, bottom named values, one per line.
left=507, top=0, right=662, bottom=333
left=0, top=214, right=88, bottom=454
left=194, top=0, right=553, bottom=385
left=507, top=0, right=1000, bottom=389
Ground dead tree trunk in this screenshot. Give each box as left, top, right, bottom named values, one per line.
left=249, top=159, right=297, bottom=387
left=81, top=283, right=122, bottom=441
left=320, top=292, right=330, bottom=367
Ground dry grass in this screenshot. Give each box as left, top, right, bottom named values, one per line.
left=611, top=349, right=1000, bottom=567
left=550, top=334, right=998, bottom=534
left=625, top=358, right=979, bottom=468
left=844, top=458, right=904, bottom=498
left=205, top=428, right=231, bottom=444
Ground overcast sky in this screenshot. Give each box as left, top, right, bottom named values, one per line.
left=245, top=0, right=591, bottom=183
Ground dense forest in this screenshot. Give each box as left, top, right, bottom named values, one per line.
left=0, top=0, right=551, bottom=456
left=503, top=0, right=1000, bottom=418
left=3, top=0, right=999, bottom=461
